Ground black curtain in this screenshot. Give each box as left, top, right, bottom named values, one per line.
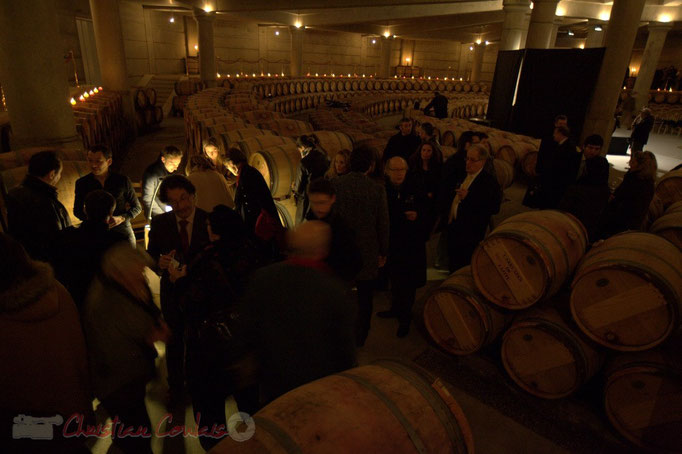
left=510, top=48, right=605, bottom=139
left=487, top=50, right=524, bottom=130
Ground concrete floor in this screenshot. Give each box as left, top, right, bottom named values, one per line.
left=87, top=112, right=658, bottom=454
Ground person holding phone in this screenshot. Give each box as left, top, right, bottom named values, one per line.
left=147, top=175, right=209, bottom=406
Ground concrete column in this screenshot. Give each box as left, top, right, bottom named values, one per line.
left=194, top=9, right=217, bottom=88
left=633, top=22, right=672, bottom=113
left=380, top=37, right=393, bottom=78
left=458, top=43, right=470, bottom=80
left=500, top=0, right=531, bottom=51
left=89, top=0, right=129, bottom=92
left=581, top=0, right=646, bottom=148
left=526, top=0, right=559, bottom=48
left=0, top=0, right=77, bottom=147
left=549, top=19, right=561, bottom=48
left=290, top=26, right=304, bottom=77
left=470, top=43, right=485, bottom=82
left=585, top=22, right=608, bottom=48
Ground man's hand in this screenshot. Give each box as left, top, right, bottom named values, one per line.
left=159, top=250, right=176, bottom=270
left=404, top=211, right=418, bottom=221
left=455, top=187, right=468, bottom=200
left=108, top=215, right=125, bottom=228
left=168, top=264, right=187, bottom=283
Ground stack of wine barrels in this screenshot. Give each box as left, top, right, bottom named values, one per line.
left=172, top=78, right=205, bottom=116
left=644, top=168, right=682, bottom=249
left=422, top=208, right=682, bottom=452
left=71, top=89, right=126, bottom=157
left=134, top=87, right=163, bottom=133
left=209, top=360, right=475, bottom=454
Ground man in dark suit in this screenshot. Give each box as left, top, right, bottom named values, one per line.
left=536, top=125, right=582, bottom=209
left=141, top=145, right=183, bottom=222
left=445, top=144, right=501, bottom=272
left=630, top=107, right=654, bottom=152
left=559, top=134, right=611, bottom=241
left=524, top=114, right=568, bottom=208
left=147, top=175, right=209, bottom=404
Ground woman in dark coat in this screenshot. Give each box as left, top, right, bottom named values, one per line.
left=379, top=156, right=429, bottom=337
left=598, top=150, right=657, bottom=239
left=169, top=205, right=262, bottom=451
left=409, top=140, right=443, bottom=234
left=293, top=134, right=329, bottom=224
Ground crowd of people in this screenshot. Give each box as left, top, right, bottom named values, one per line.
left=1, top=111, right=661, bottom=453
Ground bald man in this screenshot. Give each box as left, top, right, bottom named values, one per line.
left=241, top=221, right=356, bottom=403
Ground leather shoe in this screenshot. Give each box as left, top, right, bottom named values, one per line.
left=377, top=310, right=398, bottom=319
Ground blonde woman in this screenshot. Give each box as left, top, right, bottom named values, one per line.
left=186, top=154, right=235, bottom=211
left=325, top=149, right=351, bottom=180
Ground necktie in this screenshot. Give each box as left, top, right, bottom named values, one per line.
left=179, top=219, right=189, bottom=256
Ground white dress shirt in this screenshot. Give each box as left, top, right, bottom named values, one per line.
left=449, top=168, right=483, bottom=223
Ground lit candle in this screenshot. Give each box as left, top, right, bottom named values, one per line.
left=70, top=98, right=76, bottom=105
left=93, top=88, right=99, bottom=93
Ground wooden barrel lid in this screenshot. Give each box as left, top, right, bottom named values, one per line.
left=604, top=353, right=682, bottom=451
left=501, top=313, right=592, bottom=399
left=571, top=233, right=682, bottom=351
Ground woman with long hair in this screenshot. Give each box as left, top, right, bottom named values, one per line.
left=409, top=140, right=444, bottom=236
left=325, top=149, right=351, bottom=179
left=597, top=150, right=657, bottom=239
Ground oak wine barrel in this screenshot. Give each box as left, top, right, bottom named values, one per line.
left=655, top=168, right=682, bottom=209
left=644, top=195, right=666, bottom=230
left=570, top=232, right=682, bottom=351
left=236, top=135, right=295, bottom=156
left=471, top=210, right=588, bottom=310
left=521, top=151, right=538, bottom=178
left=248, top=143, right=301, bottom=199
left=145, top=87, right=157, bottom=106
left=603, top=349, right=682, bottom=452
left=257, top=119, right=314, bottom=137
left=214, top=128, right=277, bottom=154
left=423, top=266, right=510, bottom=355
left=209, top=360, right=474, bottom=454
left=493, top=159, right=514, bottom=189
left=275, top=198, right=296, bottom=229
left=134, top=88, right=149, bottom=109
left=311, top=131, right=353, bottom=160
left=501, top=306, right=602, bottom=399
left=649, top=201, right=682, bottom=250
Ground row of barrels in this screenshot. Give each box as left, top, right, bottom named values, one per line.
left=172, top=79, right=206, bottom=116
left=621, top=88, right=682, bottom=105
left=71, top=90, right=127, bottom=158
left=244, top=77, right=488, bottom=100
left=423, top=210, right=682, bottom=451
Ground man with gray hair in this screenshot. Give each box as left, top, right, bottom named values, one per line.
left=445, top=144, right=501, bottom=272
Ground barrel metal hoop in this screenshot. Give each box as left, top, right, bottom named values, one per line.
left=252, top=415, right=303, bottom=454
left=370, top=360, right=468, bottom=454
left=337, top=371, right=429, bottom=454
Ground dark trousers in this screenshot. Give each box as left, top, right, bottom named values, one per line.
left=160, top=294, right=184, bottom=393
left=190, top=383, right=260, bottom=452
left=390, top=278, right=417, bottom=328
left=630, top=139, right=645, bottom=153
left=355, top=280, right=375, bottom=346
left=100, top=380, right=152, bottom=454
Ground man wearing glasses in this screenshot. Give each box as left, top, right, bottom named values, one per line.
left=445, top=144, right=501, bottom=272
